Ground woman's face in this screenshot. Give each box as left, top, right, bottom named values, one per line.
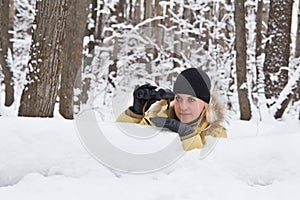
left=174, top=93, right=206, bottom=123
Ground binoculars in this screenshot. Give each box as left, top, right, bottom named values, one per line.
left=136, top=88, right=175, bottom=101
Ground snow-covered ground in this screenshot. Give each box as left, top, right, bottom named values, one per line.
left=0, top=110, right=300, bottom=200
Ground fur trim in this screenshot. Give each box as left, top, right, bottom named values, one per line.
left=206, top=93, right=226, bottom=125
left=203, top=93, right=228, bottom=135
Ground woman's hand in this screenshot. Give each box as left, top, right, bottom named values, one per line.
left=129, top=83, right=157, bottom=115
left=150, top=117, right=195, bottom=137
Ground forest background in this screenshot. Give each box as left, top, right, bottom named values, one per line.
left=0, top=0, right=300, bottom=121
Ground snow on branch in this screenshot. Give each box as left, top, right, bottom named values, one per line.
left=270, top=65, right=300, bottom=117
left=135, top=16, right=165, bottom=29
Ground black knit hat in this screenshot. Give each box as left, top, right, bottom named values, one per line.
left=173, top=68, right=211, bottom=104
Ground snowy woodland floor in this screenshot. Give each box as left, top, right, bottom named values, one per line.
left=0, top=107, right=300, bottom=200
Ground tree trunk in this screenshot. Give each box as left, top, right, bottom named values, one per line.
left=155, top=0, right=162, bottom=26
left=144, top=0, right=152, bottom=23
left=234, top=0, right=251, bottom=120
left=59, top=0, right=89, bottom=119
left=294, top=1, right=300, bottom=102
left=106, top=3, right=121, bottom=89
left=165, top=2, right=171, bottom=28
left=85, top=0, right=97, bottom=55
left=108, top=38, right=118, bottom=89
left=8, top=0, right=14, bottom=53
left=272, top=67, right=300, bottom=119
left=134, top=0, right=141, bottom=25
left=0, top=0, right=15, bottom=106
left=18, top=0, right=70, bottom=117
left=183, top=1, right=191, bottom=23
left=263, top=0, right=293, bottom=102
left=295, top=0, right=300, bottom=58
left=96, top=0, right=104, bottom=41
left=119, top=0, right=125, bottom=23
left=174, top=1, right=181, bottom=58
left=155, top=0, right=163, bottom=46
left=202, top=2, right=213, bottom=51
left=255, top=0, right=264, bottom=95
left=218, top=1, right=231, bottom=53
left=129, top=0, right=133, bottom=21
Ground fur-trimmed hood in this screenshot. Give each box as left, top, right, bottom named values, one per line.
left=202, top=93, right=228, bottom=136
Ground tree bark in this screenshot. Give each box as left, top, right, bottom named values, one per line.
left=0, top=0, right=15, bottom=106
left=234, top=0, right=251, bottom=120
left=96, top=0, right=104, bottom=41
left=294, top=1, right=300, bottom=102
left=173, top=1, right=181, bottom=58
left=144, top=0, right=152, bottom=23
left=165, top=2, right=171, bottom=28
left=218, top=1, right=231, bottom=52
left=89, top=0, right=97, bottom=52
left=107, top=3, right=121, bottom=89
left=295, top=0, right=300, bottom=58
left=254, top=0, right=264, bottom=95
left=8, top=0, right=14, bottom=53
left=273, top=67, right=300, bottom=119
left=155, top=0, right=163, bottom=46
left=129, top=0, right=133, bottom=21
left=18, top=0, right=70, bottom=117
left=263, top=0, right=293, bottom=101
left=134, top=0, right=141, bottom=25
left=59, top=0, right=89, bottom=119
left=119, top=0, right=125, bottom=23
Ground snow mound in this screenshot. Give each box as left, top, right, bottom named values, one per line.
left=0, top=116, right=300, bottom=200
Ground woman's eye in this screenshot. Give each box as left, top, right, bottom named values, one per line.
left=175, top=96, right=182, bottom=101
left=188, top=97, right=196, bottom=102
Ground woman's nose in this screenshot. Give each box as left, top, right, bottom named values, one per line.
left=179, top=101, right=188, bottom=110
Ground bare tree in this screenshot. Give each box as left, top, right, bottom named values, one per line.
left=96, top=0, right=104, bottom=40
left=202, top=2, right=214, bottom=51
left=134, top=0, right=141, bottom=25
left=18, top=0, right=70, bottom=117
left=59, top=0, right=89, bottom=119
left=0, top=0, right=15, bottom=106
left=88, top=0, right=97, bottom=53
left=165, top=2, right=172, bottom=28
left=119, top=0, right=125, bottom=23
left=273, top=0, right=300, bottom=118
left=183, top=1, right=191, bottom=25
left=107, top=3, right=122, bottom=89
left=272, top=67, right=300, bottom=119
left=295, top=0, right=300, bottom=58
left=129, top=0, right=133, bottom=22
left=234, top=0, right=251, bottom=120
left=155, top=0, right=163, bottom=46
left=263, top=0, right=293, bottom=103
left=254, top=0, right=265, bottom=96
left=8, top=0, right=14, bottom=56
left=294, top=0, right=300, bottom=103
left=144, top=0, right=153, bottom=23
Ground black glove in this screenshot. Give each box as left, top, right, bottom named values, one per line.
left=150, top=117, right=195, bottom=137
left=129, top=83, right=157, bottom=115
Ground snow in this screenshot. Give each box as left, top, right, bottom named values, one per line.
left=0, top=113, right=300, bottom=200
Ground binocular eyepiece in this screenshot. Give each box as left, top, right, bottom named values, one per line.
left=136, top=88, right=175, bottom=101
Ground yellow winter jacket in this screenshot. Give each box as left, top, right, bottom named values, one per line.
left=116, top=96, right=227, bottom=151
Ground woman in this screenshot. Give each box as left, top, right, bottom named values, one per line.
left=117, top=68, right=227, bottom=151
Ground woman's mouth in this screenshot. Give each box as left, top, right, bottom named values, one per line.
left=180, top=113, right=191, bottom=116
